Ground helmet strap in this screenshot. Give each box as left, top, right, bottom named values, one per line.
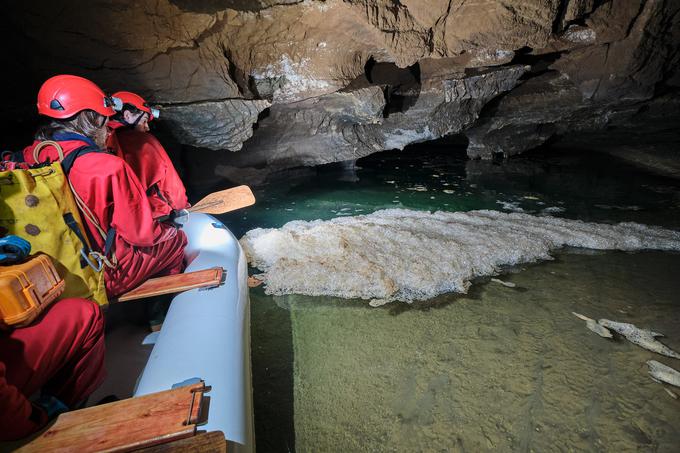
left=130, top=112, right=146, bottom=128
left=121, top=109, right=145, bottom=128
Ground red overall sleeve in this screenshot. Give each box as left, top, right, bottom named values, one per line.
left=69, top=153, right=177, bottom=248
left=116, top=130, right=189, bottom=214
left=108, top=159, right=177, bottom=247
left=141, top=133, right=189, bottom=211
left=0, top=362, right=47, bottom=440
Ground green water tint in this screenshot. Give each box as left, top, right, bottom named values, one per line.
left=220, top=146, right=680, bottom=238
left=218, top=145, right=680, bottom=452
left=264, top=251, right=680, bottom=452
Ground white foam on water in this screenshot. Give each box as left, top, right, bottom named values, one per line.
left=240, top=209, right=680, bottom=304
left=542, top=206, right=566, bottom=215
left=497, top=200, right=525, bottom=212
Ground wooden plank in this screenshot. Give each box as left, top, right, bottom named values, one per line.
left=136, top=431, right=226, bottom=453
left=18, top=383, right=207, bottom=453
left=115, top=267, right=224, bottom=302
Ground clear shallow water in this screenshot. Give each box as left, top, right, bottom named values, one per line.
left=215, top=145, right=680, bottom=452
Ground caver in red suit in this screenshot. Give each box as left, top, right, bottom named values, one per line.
left=107, top=120, right=189, bottom=218
left=0, top=298, right=105, bottom=440
left=23, top=134, right=187, bottom=297
left=106, top=91, right=189, bottom=219
left=25, top=75, right=186, bottom=297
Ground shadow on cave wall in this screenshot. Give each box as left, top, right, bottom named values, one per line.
left=2, top=8, right=45, bottom=150
left=168, top=0, right=294, bottom=13
left=3, top=1, right=137, bottom=150
left=344, top=57, right=422, bottom=118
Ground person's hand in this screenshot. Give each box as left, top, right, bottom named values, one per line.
left=167, top=209, right=189, bottom=228
left=34, top=395, right=69, bottom=420
left=0, top=235, right=31, bottom=264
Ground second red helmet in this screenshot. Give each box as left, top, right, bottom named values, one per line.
left=112, top=91, right=160, bottom=121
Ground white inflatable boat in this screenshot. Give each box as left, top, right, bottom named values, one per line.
left=133, top=213, right=255, bottom=452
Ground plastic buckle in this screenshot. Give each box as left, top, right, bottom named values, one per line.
left=80, top=248, right=103, bottom=272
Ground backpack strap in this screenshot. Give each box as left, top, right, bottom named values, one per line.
left=34, top=140, right=118, bottom=270
left=1, top=150, right=24, bottom=163
left=63, top=212, right=94, bottom=269
left=62, top=145, right=118, bottom=270
left=61, top=145, right=101, bottom=176
left=146, top=182, right=169, bottom=204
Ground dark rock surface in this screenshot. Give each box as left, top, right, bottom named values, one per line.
left=5, top=0, right=680, bottom=170
left=162, top=99, right=270, bottom=150
left=231, top=65, right=527, bottom=168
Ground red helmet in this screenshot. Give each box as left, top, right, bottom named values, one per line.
left=37, top=75, right=120, bottom=119
left=112, top=91, right=160, bottom=120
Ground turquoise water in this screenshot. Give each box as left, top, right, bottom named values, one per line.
left=221, top=146, right=680, bottom=238
left=217, top=144, right=680, bottom=452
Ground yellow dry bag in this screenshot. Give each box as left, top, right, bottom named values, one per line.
left=0, top=141, right=110, bottom=305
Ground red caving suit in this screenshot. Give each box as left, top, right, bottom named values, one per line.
left=23, top=135, right=187, bottom=297
left=0, top=298, right=106, bottom=440
left=107, top=121, right=189, bottom=219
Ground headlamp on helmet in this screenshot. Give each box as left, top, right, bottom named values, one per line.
left=143, top=102, right=160, bottom=120
left=105, top=96, right=123, bottom=112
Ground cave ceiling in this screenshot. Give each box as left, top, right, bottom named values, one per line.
left=5, top=0, right=680, bottom=168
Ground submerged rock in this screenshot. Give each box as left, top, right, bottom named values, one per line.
left=491, top=278, right=517, bottom=289
left=598, top=319, right=680, bottom=359
left=647, top=360, right=680, bottom=388
left=572, top=312, right=613, bottom=339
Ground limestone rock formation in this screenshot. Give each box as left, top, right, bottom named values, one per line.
left=232, top=65, right=527, bottom=168
left=162, top=99, right=270, bottom=150
left=5, top=0, right=680, bottom=167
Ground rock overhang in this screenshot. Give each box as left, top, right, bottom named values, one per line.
left=4, top=0, right=679, bottom=166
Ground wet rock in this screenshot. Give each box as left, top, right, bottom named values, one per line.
left=647, top=360, right=680, bottom=388
left=233, top=65, right=526, bottom=167
left=461, top=0, right=680, bottom=159
left=464, top=72, right=585, bottom=158
left=230, top=86, right=386, bottom=167
left=162, top=99, right=270, bottom=150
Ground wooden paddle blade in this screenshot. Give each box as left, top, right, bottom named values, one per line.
left=189, top=185, right=255, bottom=214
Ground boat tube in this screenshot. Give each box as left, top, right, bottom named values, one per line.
left=133, top=213, right=255, bottom=452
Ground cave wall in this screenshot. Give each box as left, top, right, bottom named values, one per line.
left=5, top=0, right=680, bottom=168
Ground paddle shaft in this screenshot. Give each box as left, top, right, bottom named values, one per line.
left=156, top=185, right=255, bottom=222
